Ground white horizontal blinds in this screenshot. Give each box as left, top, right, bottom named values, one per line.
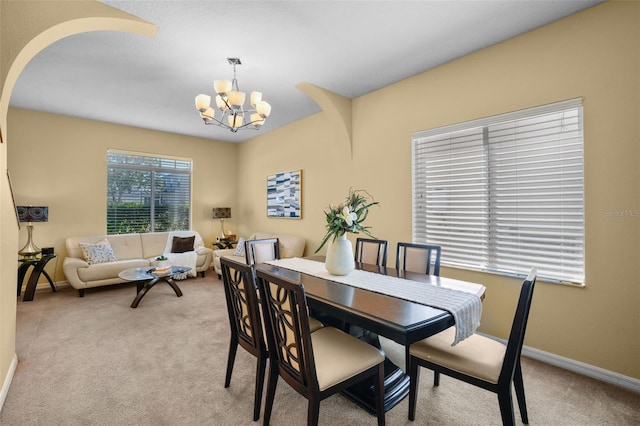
left=107, top=151, right=192, bottom=234
left=412, top=128, right=489, bottom=269
left=412, top=98, right=584, bottom=283
left=488, top=108, right=584, bottom=283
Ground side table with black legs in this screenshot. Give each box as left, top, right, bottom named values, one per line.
left=212, top=239, right=237, bottom=249
left=18, top=254, right=57, bottom=302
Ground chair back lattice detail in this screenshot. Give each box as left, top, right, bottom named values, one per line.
left=256, top=266, right=387, bottom=426
left=354, top=238, right=388, bottom=267
left=220, top=257, right=268, bottom=421
left=245, top=238, right=281, bottom=266
left=222, top=263, right=261, bottom=348
left=396, top=242, right=441, bottom=276
left=258, top=275, right=317, bottom=392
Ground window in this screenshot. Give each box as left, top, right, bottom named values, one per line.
left=412, top=98, right=584, bottom=284
left=107, top=150, right=192, bottom=234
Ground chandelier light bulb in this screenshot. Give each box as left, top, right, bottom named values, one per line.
left=256, top=101, right=272, bottom=118
left=214, top=79, right=232, bottom=95
left=228, top=114, right=243, bottom=128
left=202, top=107, right=215, bottom=121
left=228, top=91, right=246, bottom=109
left=250, top=91, right=262, bottom=108
left=195, top=94, right=211, bottom=112
left=250, top=113, right=265, bottom=128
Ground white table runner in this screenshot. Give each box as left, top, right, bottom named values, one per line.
left=264, top=257, right=482, bottom=345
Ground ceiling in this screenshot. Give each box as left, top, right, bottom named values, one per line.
left=9, top=0, right=604, bottom=143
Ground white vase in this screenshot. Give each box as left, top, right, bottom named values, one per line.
left=325, top=233, right=355, bottom=276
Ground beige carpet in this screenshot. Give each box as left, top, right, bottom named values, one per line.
left=2, top=274, right=639, bottom=425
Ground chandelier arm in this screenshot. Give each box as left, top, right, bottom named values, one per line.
left=202, top=117, right=260, bottom=132
left=220, top=96, right=232, bottom=111
left=234, top=118, right=262, bottom=130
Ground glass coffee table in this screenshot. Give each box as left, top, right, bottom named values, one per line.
left=118, top=266, right=191, bottom=308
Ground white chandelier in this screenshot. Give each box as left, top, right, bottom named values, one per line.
left=195, top=58, right=271, bottom=133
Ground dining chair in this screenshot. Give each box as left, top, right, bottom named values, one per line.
left=220, top=257, right=268, bottom=421
left=395, top=242, right=441, bottom=276
left=407, top=268, right=537, bottom=426
left=245, top=238, right=280, bottom=266
left=256, top=268, right=386, bottom=426
left=354, top=238, right=388, bottom=267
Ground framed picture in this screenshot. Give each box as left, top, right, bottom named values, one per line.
left=267, top=169, right=302, bottom=219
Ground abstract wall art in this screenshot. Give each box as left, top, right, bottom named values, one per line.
left=267, top=170, right=302, bottom=219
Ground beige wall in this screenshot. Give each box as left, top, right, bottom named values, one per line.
left=0, top=0, right=157, bottom=407
left=1, top=0, right=638, bottom=402
left=238, top=2, right=640, bottom=379
left=7, top=108, right=238, bottom=283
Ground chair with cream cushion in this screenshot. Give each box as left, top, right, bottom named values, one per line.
left=220, top=257, right=324, bottom=421
left=395, top=242, right=441, bottom=276
left=245, top=238, right=280, bottom=266
left=256, top=268, right=386, bottom=426
left=354, top=238, right=388, bottom=267
left=221, top=257, right=267, bottom=421
left=408, top=268, right=537, bottom=426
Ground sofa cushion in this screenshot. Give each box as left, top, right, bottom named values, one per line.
left=66, top=235, right=109, bottom=260
left=162, top=230, right=205, bottom=254
left=171, top=235, right=195, bottom=253
left=100, top=234, right=144, bottom=261
left=77, top=258, right=150, bottom=282
left=79, top=239, right=117, bottom=265
left=140, top=232, right=170, bottom=259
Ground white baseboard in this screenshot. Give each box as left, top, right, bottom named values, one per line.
left=479, top=332, right=640, bottom=393
left=0, top=354, right=18, bottom=413
left=522, top=345, right=640, bottom=393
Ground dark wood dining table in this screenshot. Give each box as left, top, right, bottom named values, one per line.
left=255, top=257, right=485, bottom=415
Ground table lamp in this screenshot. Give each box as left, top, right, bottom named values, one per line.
left=17, top=206, right=48, bottom=258
left=212, top=207, right=231, bottom=240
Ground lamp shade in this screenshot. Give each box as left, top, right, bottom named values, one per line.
left=212, top=207, right=231, bottom=219
left=17, top=206, right=48, bottom=222
left=250, top=91, right=262, bottom=108
left=256, top=100, right=272, bottom=118
left=214, top=79, right=232, bottom=95
left=228, top=114, right=243, bottom=128
left=201, top=107, right=215, bottom=121
left=228, top=90, right=246, bottom=109
left=195, top=94, right=211, bottom=112
left=250, top=113, right=265, bottom=128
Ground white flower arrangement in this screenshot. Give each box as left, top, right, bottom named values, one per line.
left=315, top=188, right=379, bottom=253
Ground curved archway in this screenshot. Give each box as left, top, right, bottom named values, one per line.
left=0, top=1, right=156, bottom=406
left=296, top=82, right=353, bottom=159
left=2, top=9, right=157, bottom=133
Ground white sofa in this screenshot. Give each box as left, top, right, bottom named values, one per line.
left=63, top=231, right=213, bottom=297
left=212, top=232, right=306, bottom=277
